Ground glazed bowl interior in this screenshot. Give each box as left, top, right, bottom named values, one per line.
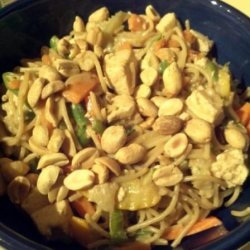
left=0, top=0, right=250, bottom=249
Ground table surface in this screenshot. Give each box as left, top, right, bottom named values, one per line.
left=222, top=0, right=250, bottom=16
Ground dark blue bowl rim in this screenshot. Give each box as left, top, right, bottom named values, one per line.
left=0, top=0, right=249, bottom=249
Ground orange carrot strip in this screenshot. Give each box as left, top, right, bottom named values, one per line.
left=167, top=38, right=181, bottom=48
left=71, top=197, right=95, bottom=217
left=8, top=80, right=21, bottom=90
left=62, top=73, right=99, bottom=104
left=117, top=41, right=132, bottom=51
left=114, top=242, right=151, bottom=250
left=154, top=39, right=167, bottom=51
left=128, top=14, right=146, bottom=32
left=164, top=216, right=222, bottom=240
left=69, top=216, right=100, bottom=246
left=41, top=54, right=52, bottom=65
left=183, top=30, right=196, bottom=44
left=236, top=102, right=250, bottom=126
left=246, top=121, right=250, bottom=137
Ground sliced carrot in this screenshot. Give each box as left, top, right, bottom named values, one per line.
left=63, top=73, right=99, bottom=104
left=8, top=80, right=21, bottom=90
left=71, top=197, right=95, bottom=217
left=69, top=216, right=101, bottom=246
left=41, top=54, right=52, bottom=65
left=164, top=216, right=222, bottom=240
left=183, top=30, right=196, bottom=44
left=246, top=121, right=250, bottom=137
left=117, top=41, right=132, bottom=51
left=167, top=38, right=181, bottom=48
left=128, top=14, right=146, bottom=32
left=154, top=39, right=167, bottom=51
left=236, top=102, right=250, bottom=126
left=114, top=242, right=151, bottom=250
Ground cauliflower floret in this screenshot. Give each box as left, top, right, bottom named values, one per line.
left=104, top=49, right=137, bottom=95
left=211, top=149, right=249, bottom=188
left=189, top=159, right=214, bottom=198
left=31, top=200, right=73, bottom=237
left=186, top=88, right=224, bottom=124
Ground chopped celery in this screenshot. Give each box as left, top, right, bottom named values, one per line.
left=70, top=104, right=90, bottom=146
left=70, top=104, right=88, bottom=127
left=76, top=126, right=90, bottom=147
left=100, top=11, right=128, bottom=46
left=92, top=119, right=105, bottom=134
left=101, top=11, right=128, bottom=35
left=49, top=35, right=59, bottom=51
left=159, top=60, right=169, bottom=75
left=109, top=209, right=128, bottom=243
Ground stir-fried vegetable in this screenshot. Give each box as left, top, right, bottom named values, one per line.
left=70, top=216, right=101, bottom=245
left=109, top=209, right=128, bottom=243
left=88, top=182, right=119, bottom=212
left=159, top=60, right=169, bottom=75
left=2, top=72, right=20, bottom=94
left=101, top=11, right=128, bottom=35
left=76, top=126, right=89, bottom=146
left=92, top=119, right=105, bottom=134
left=163, top=216, right=222, bottom=240
left=128, top=14, right=146, bottom=32
left=236, top=102, right=250, bottom=126
left=70, top=103, right=90, bottom=147
left=63, top=73, right=99, bottom=104
left=236, top=102, right=250, bottom=136
left=71, top=197, right=95, bottom=217
left=134, top=229, right=152, bottom=239
left=49, top=35, right=59, bottom=51
left=118, top=175, right=161, bottom=211
left=100, top=11, right=128, bottom=46
left=206, top=60, right=218, bottom=81
left=71, top=103, right=88, bottom=127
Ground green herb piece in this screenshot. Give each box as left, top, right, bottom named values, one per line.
left=109, top=209, right=128, bottom=244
